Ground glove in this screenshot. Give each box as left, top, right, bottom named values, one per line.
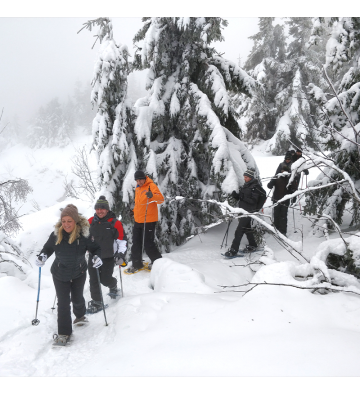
left=267, top=182, right=273, bottom=189
left=145, top=190, right=153, bottom=199
left=231, top=191, right=239, bottom=200
left=35, top=253, right=47, bottom=267
left=113, top=239, right=127, bottom=254
left=92, top=255, right=103, bottom=269
left=304, top=169, right=309, bottom=175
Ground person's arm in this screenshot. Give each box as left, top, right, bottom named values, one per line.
left=148, top=183, right=164, bottom=204
left=87, top=237, right=102, bottom=257
left=39, top=233, right=56, bottom=258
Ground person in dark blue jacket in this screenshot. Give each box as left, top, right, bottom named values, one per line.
left=36, top=204, right=102, bottom=346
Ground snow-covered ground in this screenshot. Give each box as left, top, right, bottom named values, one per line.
left=1, top=135, right=359, bottom=389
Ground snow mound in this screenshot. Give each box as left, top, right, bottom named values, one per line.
left=150, top=258, right=215, bottom=294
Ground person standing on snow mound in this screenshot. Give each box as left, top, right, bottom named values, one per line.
left=125, top=170, right=164, bottom=274
left=267, top=153, right=295, bottom=236
left=87, top=196, right=127, bottom=312
left=225, top=169, right=265, bottom=257
left=36, top=204, right=102, bottom=346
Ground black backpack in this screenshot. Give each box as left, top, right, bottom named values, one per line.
left=255, top=185, right=267, bottom=211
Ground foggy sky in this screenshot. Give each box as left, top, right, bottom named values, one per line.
left=0, top=17, right=259, bottom=127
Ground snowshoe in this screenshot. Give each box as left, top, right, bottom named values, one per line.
left=221, top=252, right=244, bottom=259
left=73, top=316, right=89, bottom=326
left=86, top=300, right=108, bottom=315
left=144, top=262, right=152, bottom=271
left=124, top=265, right=146, bottom=275
left=222, top=248, right=244, bottom=259
left=107, top=287, right=121, bottom=299
left=52, top=334, right=71, bottom=347
left=238, top=245, right=264, bottom=254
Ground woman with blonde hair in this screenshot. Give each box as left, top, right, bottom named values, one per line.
left=36, top=204, right=102, bottom=346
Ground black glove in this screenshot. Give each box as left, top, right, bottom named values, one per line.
left=231, top=191, right=239, bottom=200
left=145, top=190, right=153, bottom=199
left=304, top=169, right=309, bottom=175
left=114, top=251, right=125, bottom=265
left=267, top=182, right=272, bottom=189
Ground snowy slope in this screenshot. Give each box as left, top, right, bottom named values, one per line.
left=1, top=136, right=360, bottom=378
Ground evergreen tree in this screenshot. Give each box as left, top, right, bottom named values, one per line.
left=265, top=17, right=328, bottom=154
left=73, top=80, right=95, bottom=132
left=236, top=18, right=287, bottom=142
left=80, top=17, right=134, bottom=229
left=27, top=98, right=71, bottom=148
left=123, top=17, right=259, bottom=252
left=304, top=17, right=360, bottom=231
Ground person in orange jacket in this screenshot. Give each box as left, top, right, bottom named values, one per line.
left=125, top=170, right=165, bottom=274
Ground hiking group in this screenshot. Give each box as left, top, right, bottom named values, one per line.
left=36, top=170, right=164, bottom=346
left=35, top=153, right=307, bottom=346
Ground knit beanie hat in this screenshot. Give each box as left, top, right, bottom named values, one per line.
left=94, top=196, right=110, bottom=210
left=134, top=170, right=146, bottom=180
left=61, top=204, right=80, bottom=223
left=243, top=169, right=255, bottom=179
left=285, top=153, right=292, bottom=160
left=296, top=148, right=302, bottom=154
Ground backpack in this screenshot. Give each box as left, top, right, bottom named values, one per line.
left=255, top=185, right=267, bottom=211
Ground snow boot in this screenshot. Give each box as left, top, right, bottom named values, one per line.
left=52, top=334, right=71, bottom=347
left=239, top=245, right=258, bottom=254
left=73, top=316, right=88, bottom=326
left=86, top=300, right=106, bottom=314
left=108, top=286, right=121, bottom=299
left=124, top=265, right=145, bottom=275
left=224, top=248, right=238, bottom=258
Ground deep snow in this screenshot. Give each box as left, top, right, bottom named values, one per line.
left=1, top=135, right=360, bottom=385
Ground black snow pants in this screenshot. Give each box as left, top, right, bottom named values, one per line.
left=131, top=222, right=162, bottom=269
left=273, top=200, right=290, bottom=236
left=52, top=271, right=87, bottom=336
left=230, top=216, right=257, bottom=252
left=88, top=256, right=117, bottom=301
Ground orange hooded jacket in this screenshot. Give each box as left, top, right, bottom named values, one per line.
left=133, top=177, right=164, bottom=223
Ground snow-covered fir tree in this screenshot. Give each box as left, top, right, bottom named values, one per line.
left=123, top=17, right=259, bottom=252
left=264, top=17, right=328, bottom=154
left=26, top=98, right=72, bottom=148
left=73, top=80, right=96, bottom=132
left=304, top=17, right=360, bottom=233
left=80, top=18, right=134, bottom=228
left=234, top=18, right=287, bottom=142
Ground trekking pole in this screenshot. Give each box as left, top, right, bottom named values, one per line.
left=141, top=186, right=151, bottom=263
left=51, top=294, right=57, bottom=312
left=31, top=267, right=41, bottom=326
left=118, top=265, right=124, bottom=298
left=221, top=219, right=232, bottom=249
left=292, top=207, right=297, bottom=233
left=95, top=268, right=108, bottom=326
left=118, top=254, right=126, bottom=298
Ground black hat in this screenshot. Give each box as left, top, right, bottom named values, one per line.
left=243, top=169, right=255, bottom=179
left=94, top=196, right=109, bottom=210
left=285, top=153, right=292, bottom=160
left=296, top=148, right=302, bottom=154
left=134, top=170, right=146, bottom=180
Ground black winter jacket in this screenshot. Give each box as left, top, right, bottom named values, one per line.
left=40, top=215, right=101, bottom=282
left=267, top=161, right=295, bottom=202
left=232, top=178, right=262, bottom=213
